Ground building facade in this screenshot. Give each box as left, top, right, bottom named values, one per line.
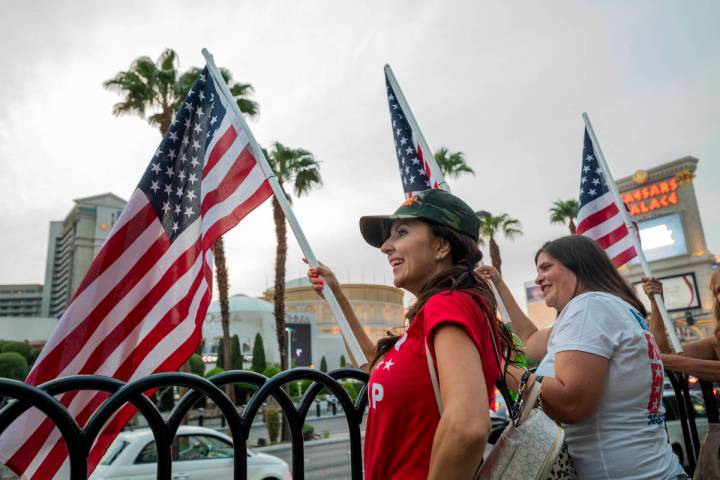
left=264, top=278, right=405, bottom=340
left=0, top=284, right=43, bottom=318
left=617, top=157, right=717, bottom=341
left=41, top=193, right=127, bottom=317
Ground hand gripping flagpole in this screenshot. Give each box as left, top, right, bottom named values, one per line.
left=384, top=65, right=449, bottom=192
left=582, top=112, right=683, bottom=353
left=386, top=64, right=513, bottom=324
left=202, top=49, right=367, bottom=365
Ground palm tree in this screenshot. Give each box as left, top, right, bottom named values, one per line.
left=476, top=213, right=523, bottom=275
left=434, top=147, right=475, bottom=179
left=104, top=49, right=259, bottom=402
left=266, top=142, right=322, bottom=373
left=549, top=199, right=579, bottom=234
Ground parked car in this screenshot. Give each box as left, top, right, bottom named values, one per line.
left=663, top=389, right=710, bottom=467
left=91, top=426, right=291, bottom=480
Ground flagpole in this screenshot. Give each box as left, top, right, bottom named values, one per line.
left=384, top=65, right=449, bottom=191
left=582, top=113, right=683, bottom=353
left=202, top=49, right=368, bottom=365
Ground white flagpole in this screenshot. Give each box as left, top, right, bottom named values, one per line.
left=202, top=49, right=367, bottom=365
left=385, top=65, right=513, bottom=324
left=384, top=64, right=449, bottom=191
left=582, top=112, right=683, bottom=353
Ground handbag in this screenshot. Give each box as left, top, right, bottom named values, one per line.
left=424, top=307, right=569, bottom=480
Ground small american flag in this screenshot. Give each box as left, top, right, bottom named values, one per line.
left=576, top=129, right=637, bottom=266
left=385, top=72, right=439, bottom=198
left=0, top=66, right=272, bottom=479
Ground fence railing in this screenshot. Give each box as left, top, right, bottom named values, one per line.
left=0, top=368, right=369, bottom=480
left=0, top=367, right=717, bottom=479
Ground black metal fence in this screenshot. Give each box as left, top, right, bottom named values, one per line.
left=0, top=368, right=369, bottom=480
left=0, top=368, right=717, bottom=479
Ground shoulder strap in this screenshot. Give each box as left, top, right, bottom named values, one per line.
left=425, top=339, right=443, bottom=413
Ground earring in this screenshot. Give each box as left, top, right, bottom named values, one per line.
left=435, top=254, right=444, bottom=261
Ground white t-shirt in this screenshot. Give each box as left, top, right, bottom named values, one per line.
left=536, top=292, right=685, bottom=480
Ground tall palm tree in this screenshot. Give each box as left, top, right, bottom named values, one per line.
left=476, top=213, right=523, bottom=275
left=104, top=49, right=259, bottom=402
left=549, top=199, right=579, bottom=234
left=266, top=142, right=322, bottom=373
left=434, top=147, right=475, bottom=179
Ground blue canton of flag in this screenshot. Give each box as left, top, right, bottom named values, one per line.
left=578, top=129, right=609, bottom=207
left=576, top=128, right=638, bottom=267
left=385, top=76, right=431, bottom=197
left=138, top=68, right=225, bottom=242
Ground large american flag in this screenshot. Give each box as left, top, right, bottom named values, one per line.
left=0, top=67, right=272, bottom=479
left=385, top=72, right=440, bottom=198
left=576, top=129, right=637, bottom=266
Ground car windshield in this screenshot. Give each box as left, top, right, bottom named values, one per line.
left=663, top=394, right=708, bottom=421
left=100, top=440, right=128, bottom=465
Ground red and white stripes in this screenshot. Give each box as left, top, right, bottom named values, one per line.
left=0, top=86, right=272, bottom=479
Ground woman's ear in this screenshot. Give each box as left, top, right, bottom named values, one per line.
left=434, top=237, right=451, bottom=260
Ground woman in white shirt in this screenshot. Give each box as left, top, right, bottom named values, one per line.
left=477, top=235, right=686, bottom=480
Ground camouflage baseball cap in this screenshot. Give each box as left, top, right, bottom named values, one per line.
left=359, top=189, right=480, bottom=248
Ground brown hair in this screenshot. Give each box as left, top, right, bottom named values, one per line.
left=535, top=235, right=647, bottom=316
left=371, top=221, right=520, bottom=370
left=711, top=270, right=720, bottom=342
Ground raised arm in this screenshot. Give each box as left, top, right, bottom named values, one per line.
left=475, top=265, right=551, bottom=361
left=642, top=277, right=716, bottom=359
left=306, top=261, right=376, bottom=371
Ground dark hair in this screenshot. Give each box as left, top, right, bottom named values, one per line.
left=371, top=220, right=520, bottom=370
left=535, top=235, right=647, bottom=316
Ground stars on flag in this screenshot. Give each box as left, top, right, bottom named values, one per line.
left=137, top=67, right=225, bottom=241
left=385, top=75, right=430, bottom=195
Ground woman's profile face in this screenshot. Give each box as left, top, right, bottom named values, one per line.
left=535, top=251, right=579, bottom=311
left=380, top=219, right=443, bottom=296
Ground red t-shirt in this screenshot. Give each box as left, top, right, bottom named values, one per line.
left=363, top=290, right=500, bottom=480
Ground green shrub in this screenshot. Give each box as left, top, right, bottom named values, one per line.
left=188, top=354, right=205, bottom=377
left=158, top=387, right=175, bottom=412
left=302, top=423, right=315, bottom=441
left=251, top=333, right=266, bottom=373
left=205, top=367, right=225, bottom=378
left=340, top=380, right=361, bottom=403
left=263, top=365, right=280, bottom=378
left=320, top=356, right=327, bottom=373
left=339, top=355, right=347, bottom=368
left=263, top=405, right=281, bottom=444
left=1, top=341, right=32, bottom=362
left=0, top=352, right=28, bottom=380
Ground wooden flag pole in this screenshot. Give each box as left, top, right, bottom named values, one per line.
left=203, top=49, right=368, bottom=365
left=582, top=112, right=684, bottom=353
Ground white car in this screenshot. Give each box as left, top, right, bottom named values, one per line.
left=663, top=390, right=709, bottom=467
left=91, top=426, right=291, bottom=480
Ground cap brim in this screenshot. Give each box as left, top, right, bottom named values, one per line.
left=359, top=216, right=396, bottom=248
left=360, top=215, right=419, bottom=248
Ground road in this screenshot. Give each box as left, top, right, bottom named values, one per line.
left=263, top=437, right=360, bottom=480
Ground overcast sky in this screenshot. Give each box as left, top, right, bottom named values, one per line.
left=1, top=0, right=718, bottom=309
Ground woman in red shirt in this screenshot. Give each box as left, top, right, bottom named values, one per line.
left=306, top=189, right=519, bottom=479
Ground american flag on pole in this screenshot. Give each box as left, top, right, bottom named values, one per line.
left=384, top=69, right=442, bottom=198
left=0, top=66, right=272, bottom=479
left=576, top=129, right=637, bottom=266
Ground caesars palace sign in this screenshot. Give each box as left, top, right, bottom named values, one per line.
left=622, top=169, right=694, bottom=216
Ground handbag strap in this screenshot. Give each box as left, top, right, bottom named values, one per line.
left=425, top=340, right=444, bottom=413
left=422, top=291, right=519, bottom=415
